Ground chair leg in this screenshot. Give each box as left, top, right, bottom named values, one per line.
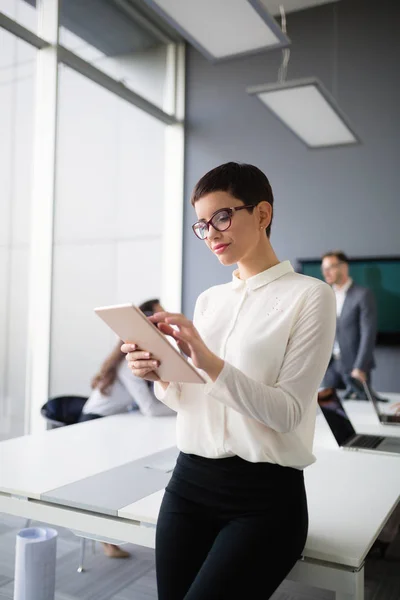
left=25, top=519, right=32, bottom=528
left=77, top=538, right=86, bottom=573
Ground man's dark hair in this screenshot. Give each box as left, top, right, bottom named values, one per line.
left=190, top=162, right=274, bottom=238
left=322, top=251, right=349, bottom=264
left=139, top=298, right=160, bottom=314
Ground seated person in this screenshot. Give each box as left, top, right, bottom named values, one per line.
left=79, top=299, right=175, bottom=559
left=79, top=299, right=175, bottom=422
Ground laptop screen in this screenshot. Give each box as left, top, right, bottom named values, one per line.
left=362, top=380, right=380, bottom=413
left=318, top=390, right=357, bottom=447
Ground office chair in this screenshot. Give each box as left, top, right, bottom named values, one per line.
left=41, top=395, right=88, bottom=428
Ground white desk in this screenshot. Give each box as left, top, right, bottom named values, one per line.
left=0, top=413, right=177, bottom=498
left=1, top=412, right=400, bottom=600
left=120, top=449, right=400, bottom=568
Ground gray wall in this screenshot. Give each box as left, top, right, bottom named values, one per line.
left=182, top=0, right=400, bottom=391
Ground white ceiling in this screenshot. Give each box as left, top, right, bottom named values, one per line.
left=260, top=0, right=340, bottom=17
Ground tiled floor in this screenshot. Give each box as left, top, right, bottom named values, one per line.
left=0, top=514, right=399, bottom=599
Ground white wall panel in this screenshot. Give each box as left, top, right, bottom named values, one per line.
left=116, top=238, right=163, bottom=306
left=50, top=243, right=118, bottom=397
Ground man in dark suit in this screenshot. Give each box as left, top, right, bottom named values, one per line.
left=321, top=251, right=377, bottom=395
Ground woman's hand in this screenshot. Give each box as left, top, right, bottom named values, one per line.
left=121, top=344, right=161, bottom=382
left=150, top=312, right=224, bottom=382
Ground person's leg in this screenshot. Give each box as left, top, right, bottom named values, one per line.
left=184, top=493, right=308, bottom=600
left=320, top=360, right=343, bottom=391
left=156, top=490, right=221, bottom=600
left=101, top=542, right=130, bottom=558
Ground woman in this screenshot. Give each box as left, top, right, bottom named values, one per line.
left=123, top=163, right=336, bottom=598
left=80, top=299, right=175, bottom=422
left=82, top=298, right=174, bottom=559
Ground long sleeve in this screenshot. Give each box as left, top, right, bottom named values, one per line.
left=153, top=381, right=182, bottom=411
left=204, top=283, right=336, bottom=433
left=354, top=289, right=377, bottom=371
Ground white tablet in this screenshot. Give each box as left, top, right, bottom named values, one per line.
left=94, top=303, right=206, bottom=384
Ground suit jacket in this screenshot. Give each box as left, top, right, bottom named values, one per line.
left=336, top=283, right=377, bottom=374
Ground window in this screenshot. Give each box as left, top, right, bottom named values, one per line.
left=1, top=0, right=37, bottom=34
left=0, top=1, right=184, bottom=436
left=50, top=67, right=166, bottom=397
left=0, top=29, right=36, bottom=440
left=59, top=0, right=178, bottom=111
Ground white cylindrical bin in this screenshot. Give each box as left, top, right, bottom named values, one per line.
left=14, top=527, right=58, bottom=600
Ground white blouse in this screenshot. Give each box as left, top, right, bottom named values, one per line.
left=155, top=261, right=336, bottom=469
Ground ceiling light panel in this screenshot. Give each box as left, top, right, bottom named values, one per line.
left=247, top=78, right=359, bottom=148
left=142, top=0, right=289, bottom=61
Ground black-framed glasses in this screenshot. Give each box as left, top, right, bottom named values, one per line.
left=192, top=205, right=257, bottom=240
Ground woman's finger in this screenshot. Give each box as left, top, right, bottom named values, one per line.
left=121, top=343, right=136, bottom=354
left=164, top=315, right=193, bottom=328
left=125, top=350, right=152, bottom=361
left=157, top=322, right=176, bottom=336
left=149, top=311, right=171, bottom=323
left=150, top=311, right=185, bottom=324
left=172, top=329, right=190, bottom=342
left=129, top=359, right=159, bottom=369
left=128, top=366, right=156, bottom=379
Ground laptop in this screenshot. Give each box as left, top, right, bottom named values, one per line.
left=317, top=389, right=400, bottom=455
left=359, top=379, right=400, bottom=426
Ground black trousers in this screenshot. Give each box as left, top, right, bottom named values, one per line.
left=156, top=452, right=308, bottom=600
left=321, top=359, right=371, bottom=396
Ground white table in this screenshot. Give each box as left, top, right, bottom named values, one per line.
left=121, top=449, right=400, bottom=600
left=1, top=412, right=400, bottom=600
left=0, top=413, right=177, bottom=498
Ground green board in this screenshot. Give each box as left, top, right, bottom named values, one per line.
left=298, top=258, right=400, bottom=341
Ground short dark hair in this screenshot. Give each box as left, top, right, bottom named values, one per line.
left=139, top=298, right=160, bottom=315
left=322, top=251, right=349, bottom=264
left=190, top=162, right=274, bottom=238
